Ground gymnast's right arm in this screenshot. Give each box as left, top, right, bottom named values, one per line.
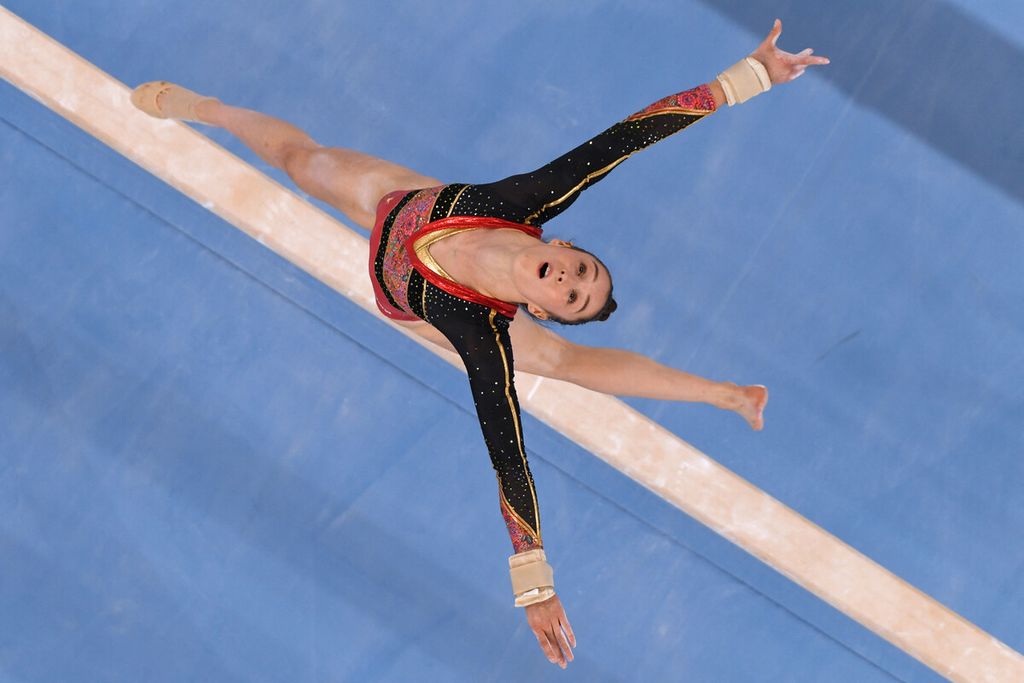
left=423, top=297, right=543, bottom=557
left=419, top=288, right=576, bottom=667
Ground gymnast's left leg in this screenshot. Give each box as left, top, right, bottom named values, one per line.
left=130, top=82, right=440, bottom=229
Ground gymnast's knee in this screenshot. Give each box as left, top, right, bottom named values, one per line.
left=281, top=145, right=347, bottom=203
left=282, top=144, right=324, bottom=182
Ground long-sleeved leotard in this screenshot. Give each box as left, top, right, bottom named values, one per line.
left=368, top=83, right=716, bottom=555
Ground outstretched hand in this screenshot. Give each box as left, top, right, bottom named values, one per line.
left=751, top=19, right=830, bottom=84
left=525, top=594, right=576, bottom=669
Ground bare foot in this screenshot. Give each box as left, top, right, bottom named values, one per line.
left=722, top=383, right=768, bottom=430
left=741, top=384, right=768, bottom=430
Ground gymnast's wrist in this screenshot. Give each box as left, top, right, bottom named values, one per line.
left=716, top=55, right=772, bottom=106
left=509, top=549, right=556, bottom=607
left=517, top=587, right=557, bottom=607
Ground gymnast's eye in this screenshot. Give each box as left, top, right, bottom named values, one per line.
left=577, top=263, right=586, bottom=277
left=568, top=290, right=578, bottom=304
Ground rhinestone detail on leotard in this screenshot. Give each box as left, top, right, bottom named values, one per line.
left=368, top=84, right=716, bottom=553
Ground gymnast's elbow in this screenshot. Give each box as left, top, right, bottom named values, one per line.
left=515, top=334, right=579, bottom=381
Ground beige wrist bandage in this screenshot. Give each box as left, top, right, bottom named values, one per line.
left=716, top=57, right=772, bottom=106
left=509, top=549, right=556, bottom=608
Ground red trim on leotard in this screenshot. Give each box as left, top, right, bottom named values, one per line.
left=369, top=190, right=420, bottom=322
left=406, top=215, right=543, bottom=319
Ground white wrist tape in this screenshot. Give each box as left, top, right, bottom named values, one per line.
left=509, top=549, right=555, bottom=607
left=716, top=56, right=772, bottom=106
left=514, top=586, right=556, bottom=608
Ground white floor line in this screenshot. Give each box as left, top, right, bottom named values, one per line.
left=3, top=8, right=1022, bottom=682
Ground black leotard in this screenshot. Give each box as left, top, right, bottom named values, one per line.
left=369, top=84, right=717, bottom=553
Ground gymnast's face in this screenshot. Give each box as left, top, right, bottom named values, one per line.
left=516, top=240, right=613, bottom=323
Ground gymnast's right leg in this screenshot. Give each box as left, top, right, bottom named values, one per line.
left=131, top=82, right=440, bottom=230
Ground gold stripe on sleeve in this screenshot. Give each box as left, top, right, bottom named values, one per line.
left=524, top=111, right=712, bottom=225
left=498, top=482, right=541, bottom=544
left=445, top=184, right=470, bottom=217
left=420, top=281, right=429, bottom=322
left=626, top=107, right=711, bottom=122
left=488, top=309, right=541, bottom=540
left=524, top=155, right=631, bottom=225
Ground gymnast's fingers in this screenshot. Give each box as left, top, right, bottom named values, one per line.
left=795, top=48, right=830, bottom=66
left=540, top=625, right=566, bottom=668
left=529, top=612, right=561, bottom=666
left=554, top=621, right=574, bottom=664
left=765, top=18, right=782, bottom=47
left=560, top=611, right=576, bottom=648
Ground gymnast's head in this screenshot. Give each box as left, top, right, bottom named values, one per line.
left=516, top=239, right=617, bottom=325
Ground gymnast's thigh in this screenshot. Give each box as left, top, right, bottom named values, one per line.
left=284, top=146, right=441, bottom=229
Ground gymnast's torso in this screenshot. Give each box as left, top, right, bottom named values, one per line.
left=367, top=84, right=718, bottom=553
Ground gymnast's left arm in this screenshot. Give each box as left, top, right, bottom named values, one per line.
left=709, top=18, right=829, bottom=107
left=508, top=314, right=768, bottom=431
left=463, top=20, right=826, bottom=228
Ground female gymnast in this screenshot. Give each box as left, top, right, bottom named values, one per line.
left=132, top=19, right=827, bottom=669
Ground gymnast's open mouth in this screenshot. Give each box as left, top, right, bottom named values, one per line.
left=539, top=262, right=550, bottom=279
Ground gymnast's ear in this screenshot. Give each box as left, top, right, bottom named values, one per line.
left=526, top=303, right=550, bottom=320
left=549, top=238, right=574, bottom=248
